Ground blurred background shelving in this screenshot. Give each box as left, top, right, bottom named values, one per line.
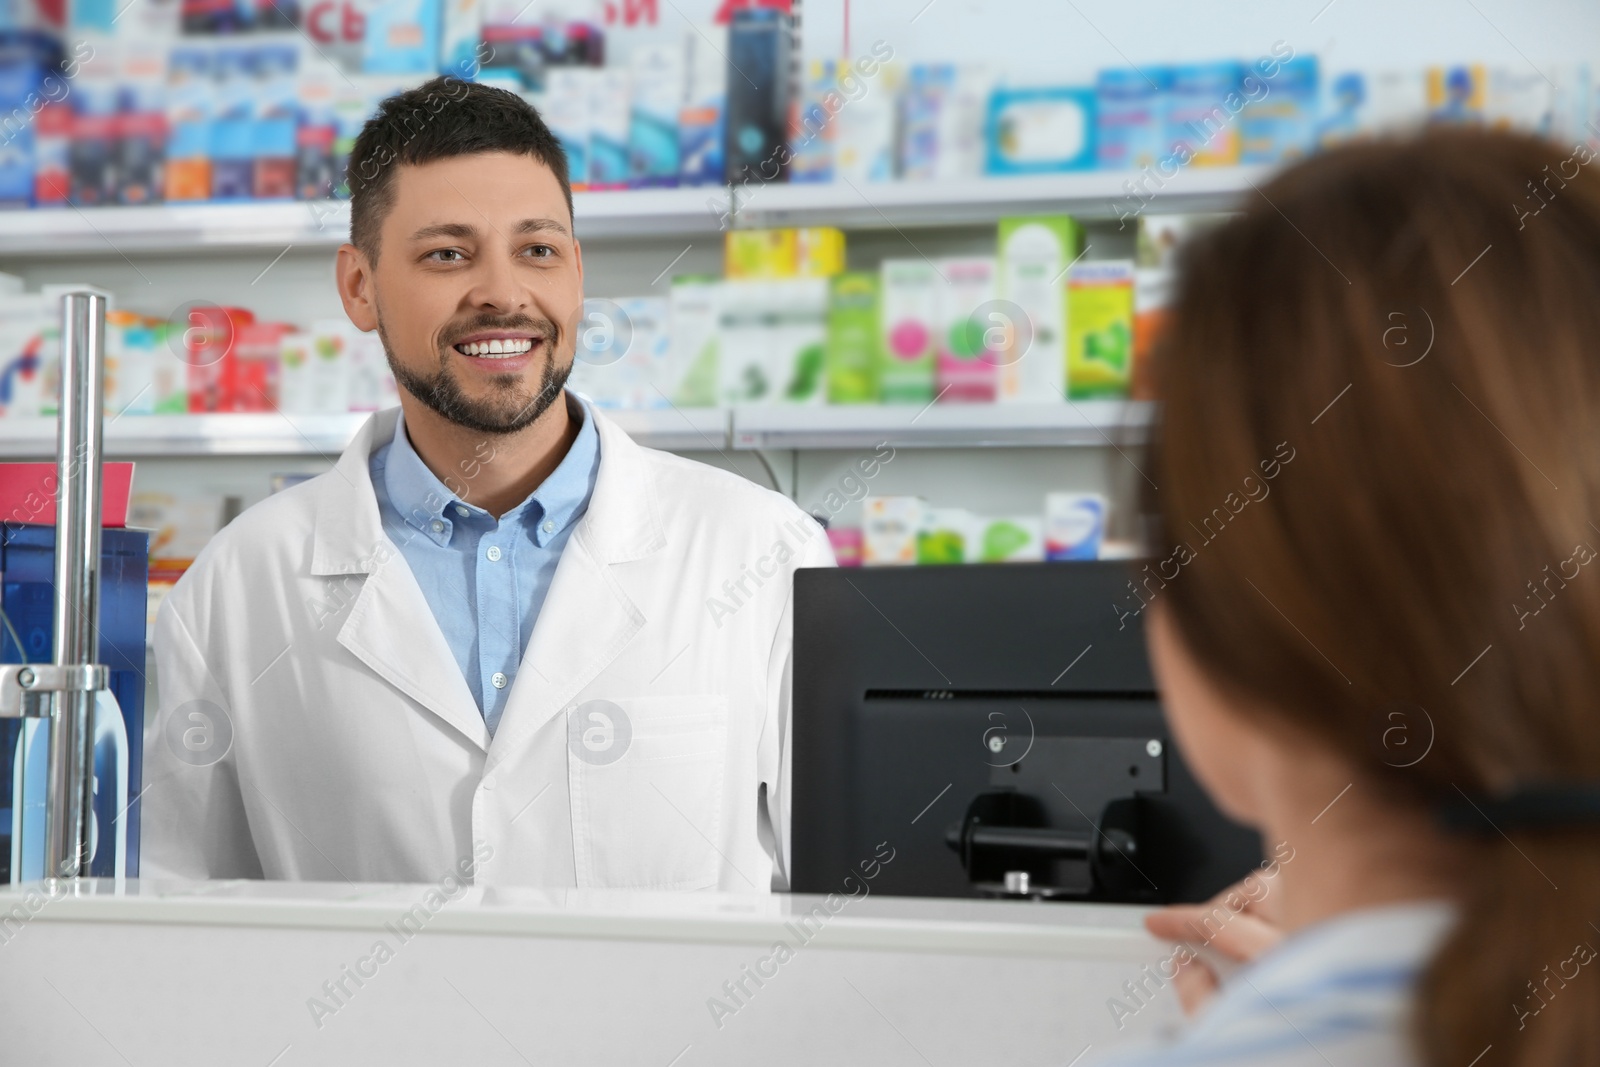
left=0, top=186, right=736, bottom=255
left=729, top=167, right=1273, bottom=230
left=0, top=167, right=1278, bottom=256
left=729, top=401, right=1153, bottom=451
left=0, top=401, right=1154, bottom=456
left=0, top=407, right=731, bottom=456
left=2, top=0, right=1596, bottom=573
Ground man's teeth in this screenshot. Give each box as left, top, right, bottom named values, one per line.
left=457, top=338, right=536, bottom=358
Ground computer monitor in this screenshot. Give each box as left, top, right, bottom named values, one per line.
left=791, top=561, right=1261, bottom=904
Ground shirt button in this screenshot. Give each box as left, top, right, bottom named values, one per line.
left=455, top=505, right=469, bottom=517
left=486, top=545, right=503, bottom=562
left=430, top=520, right=444, bottom=533
left=542, top=520, right=555, bottom=534
left=491, top=672, right=508, bottom=689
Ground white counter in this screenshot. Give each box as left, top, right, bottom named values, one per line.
left=0, top=879, right=1184, bottom=1066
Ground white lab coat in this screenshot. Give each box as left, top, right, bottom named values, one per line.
left=141, top=401, right=835, bottom=892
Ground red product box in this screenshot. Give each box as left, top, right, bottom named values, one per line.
left=0, top=462, right=134, bottom=527
left=184, top=306, right=256, bottom=413
left=32, top=101, right=72, bottom=206
left=228, top=321, right=292, bottom=411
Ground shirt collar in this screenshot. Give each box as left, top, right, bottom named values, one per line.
left=384, top=393, right=602, bottom=548
left=524, top=392, right=601, bottom=545
left=1192, top=899, right=1458, bottom=1040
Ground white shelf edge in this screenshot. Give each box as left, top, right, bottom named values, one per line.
left=0, top=187, right=734, bottom=257
left=734, top=166, right=1272, bottom=228
left=0, top=409, right=732, bottom=454
left=730, top=401, right=1153, bottom=450
left=0, top=413, right=372, bottom=459
left=0, top=403, right=1149, bottom=458
left=0, top=409, right=735, bottom=458
left=0, top=168, right=1276, bottom=258
left=598, top=406, right=730, bottom=452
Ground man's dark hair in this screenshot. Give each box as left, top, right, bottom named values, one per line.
left=346, top=76, right=573, bottom=262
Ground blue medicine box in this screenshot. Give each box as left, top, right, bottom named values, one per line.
left=0, top=524, right=149, bottom=882
left=985, top=86, right=1098, bottom=175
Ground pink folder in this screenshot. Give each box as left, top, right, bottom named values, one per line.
left=0, top=462, right=135, bottom=527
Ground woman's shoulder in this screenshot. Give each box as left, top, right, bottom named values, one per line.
left=1091, top=900, right=1458, bottom=1067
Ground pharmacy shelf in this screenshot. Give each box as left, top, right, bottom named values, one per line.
left=0, top=407, right=731, bottom=458
left=0, top=167, right=1276, bottom=258
left=0, top=413, right=370, bottom=458
left=0, top=404, right=1149, bottom=458
left=730, top=400, right=1154, bottom=450
left=732, top=167, right=1273, bottom=230
left=0, top=186, right=734, bottom=257
left=610, top=406, right=731, bottom=452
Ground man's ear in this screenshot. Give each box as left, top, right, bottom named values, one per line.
left=335, top=243, right=379, bottom=332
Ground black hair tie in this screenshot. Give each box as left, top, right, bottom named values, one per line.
left=1439, top=784, right=1600, bottom=834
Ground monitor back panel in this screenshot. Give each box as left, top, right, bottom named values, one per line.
left=791, top=562, right=1262, bottom=902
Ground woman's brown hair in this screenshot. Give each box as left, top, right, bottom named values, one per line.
left=1148, top=127, right=1600, bottom=1066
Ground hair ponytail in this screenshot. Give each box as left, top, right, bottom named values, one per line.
left=1148, top=127, right=1600, bottom=1067
left=1419, top=839, right=1600, bottom=1066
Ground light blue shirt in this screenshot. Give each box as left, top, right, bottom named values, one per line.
left=369, top=395, right=602, bottom=734
left=1088, top=900, right=1457, bottom=1067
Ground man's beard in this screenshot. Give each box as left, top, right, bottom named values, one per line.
left=376, top=312, right=572, bottom=435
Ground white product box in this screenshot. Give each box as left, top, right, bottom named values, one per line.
left=1487, top=67, right=1553, bottom=134
left=1044, top=492, right=1107, bottom=561
left=0, top=294, right=51, bottom=417
left=997, top=223, right=1071, bottom=403
left=665, top=276, right=721, bottom=407
left=835, top=61, right=903, bottom=183
left=863, top=495, right=924, bottom=566
left=718, top=279, right=828, bottom=405
left=307, top=319, right=353, bottom=414
left=278, top=332, right=315, bottom=414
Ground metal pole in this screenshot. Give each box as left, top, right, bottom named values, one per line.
left=44, top=291, right=105, bottom=881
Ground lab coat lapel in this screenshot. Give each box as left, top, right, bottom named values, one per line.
left=489, top=406, right=667, bottom=755
left=311, top=408, right=490, bottom=753
left=336, top=552, right=490, bottom=753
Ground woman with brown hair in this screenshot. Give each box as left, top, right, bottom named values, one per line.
left=1097, top=127, right=1600, bottom=1066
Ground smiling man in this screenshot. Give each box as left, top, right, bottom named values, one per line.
left=142, top=77, right=834, bottom=892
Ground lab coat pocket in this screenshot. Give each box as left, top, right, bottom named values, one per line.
left=567, top=694, right=730, bottom=890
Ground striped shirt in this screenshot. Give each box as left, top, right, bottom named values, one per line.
left=1090, top=900, right=1458, bottom=1067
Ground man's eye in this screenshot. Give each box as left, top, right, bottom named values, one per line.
left=427, top=249, right=464, bottom=262
left=523, top=245, right=555, bottom=259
